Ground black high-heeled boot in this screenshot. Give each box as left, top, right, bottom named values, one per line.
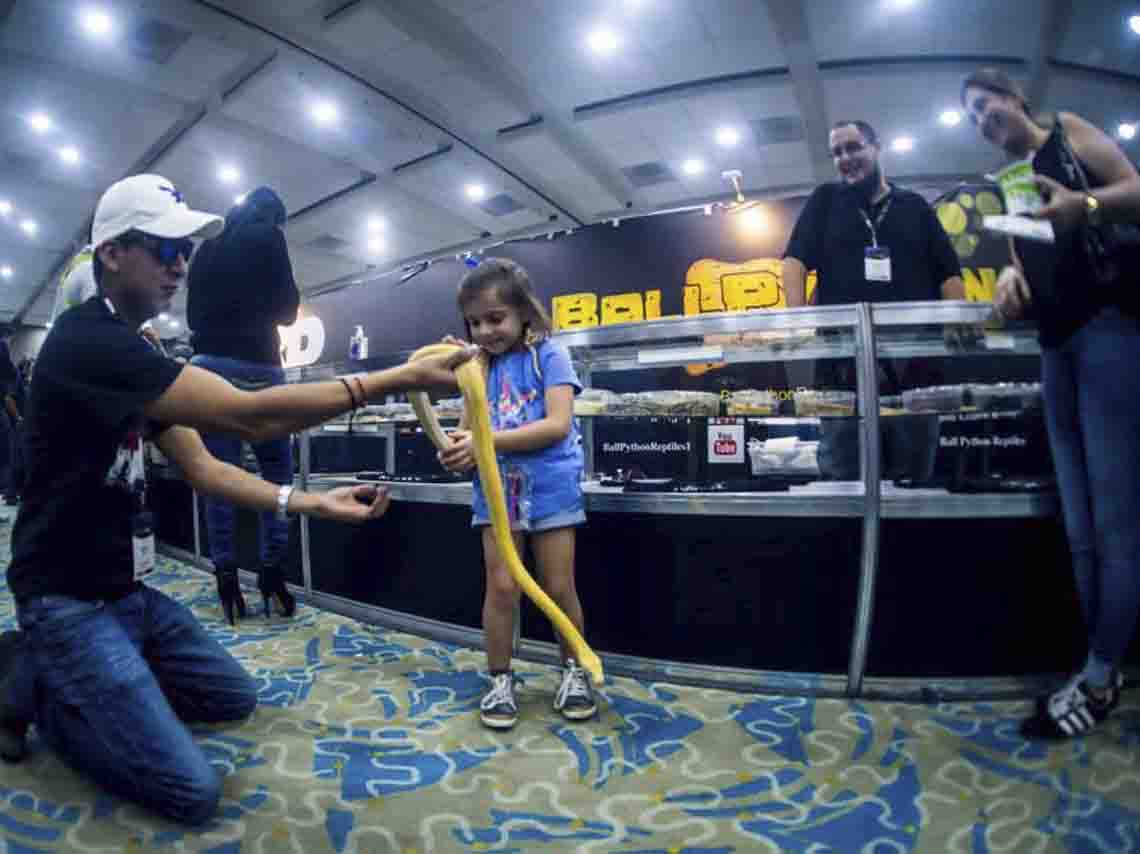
left=258, top=563, right=296, bottom=618
left=215, top=563, right=247, bottom=626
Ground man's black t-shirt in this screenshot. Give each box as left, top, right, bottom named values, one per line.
left=784, top=182, right=961, bottom=305
left=7, top=298, right=182, bottom=602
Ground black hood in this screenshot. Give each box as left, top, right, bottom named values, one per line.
left=220, top=186, right=286, bottom=235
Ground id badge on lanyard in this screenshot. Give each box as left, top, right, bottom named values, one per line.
left=861, top=197, right=893, bottom=284
left=133, top=511, right=156, bottom=580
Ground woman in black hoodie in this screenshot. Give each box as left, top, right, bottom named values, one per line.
left=188, top=186, right=300, bottom=623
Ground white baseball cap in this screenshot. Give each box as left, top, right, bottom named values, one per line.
left=90, top=174, right=223, bottom=249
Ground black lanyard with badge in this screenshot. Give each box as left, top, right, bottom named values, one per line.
left=104, top=298, right=157, bottom=581
left=860, top=194, right=893, bottom=283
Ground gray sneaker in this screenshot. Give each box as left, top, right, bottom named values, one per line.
left=480, top=672, right=519, bottom=730
left=554, top=659, right=597, bottom=721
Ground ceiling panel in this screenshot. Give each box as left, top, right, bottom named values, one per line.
left=0, top=57, right=187, bottom=195
left=320, top=3, right=416, bottom=61
left=1055, top=0, right=1140, bottom=76
left=1, top=0, right=253, bottom=102
left=219, top=59, right=443, bottom=175
left=147, top=114, right=366, bottom=225
left=806, top=0, right=1040, bottom=64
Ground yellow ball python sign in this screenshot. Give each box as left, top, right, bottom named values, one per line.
left=550, top=185, right=1006, bottom=335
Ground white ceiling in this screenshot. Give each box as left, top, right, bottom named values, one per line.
left=1, top=0, right=1139, bottom=331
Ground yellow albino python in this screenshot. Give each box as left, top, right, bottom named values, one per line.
left=406, top=343, right=604, bottom=686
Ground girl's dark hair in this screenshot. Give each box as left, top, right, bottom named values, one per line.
left=457, top=258, right=552, bottom=343
left=961, top=68, right=1053, bottom=128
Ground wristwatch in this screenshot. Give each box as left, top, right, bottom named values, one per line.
left=1085, top=193, right=1102, bottom=227
left=276, top=484, right=295, bottom=521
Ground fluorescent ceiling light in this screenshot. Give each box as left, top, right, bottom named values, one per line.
left=715, top=127, right=741, bottom=147
left=465, top=184, right=486, bottom=201
left=59, top=146, right=81, bottom=165
left=587, top=28, right=620, bottom=55
left=19, top=219, right=36, bottom=236
left=682, top=158, right=705, bottom=176
left=367, top=237, right=385, bottom=253
left=0, top=266, right=12, bottom=279
left=367, top=216, right=386, bottom=232
left=80, top=8, right=113, bottom=36
left=939, top=110, right=962, bottom=127
left=27, top=112, right=52, bottom=133
left=1130, top=14, right=1140, bottom=35
left=311, top=101, right=338, bottom=124
left=891, top=136, right=915, bottom=153
left=1118, top=122, right=1137, bottom=141
left=218, top=165, right=240, bottom=184
left=234, top=194, right=246, bottom=205
left=0, top=201, right=11, bottom=216
left=169, top=319, right=181, bottom=329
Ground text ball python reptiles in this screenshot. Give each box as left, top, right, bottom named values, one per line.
left=406, top=342, right=604, bottom=686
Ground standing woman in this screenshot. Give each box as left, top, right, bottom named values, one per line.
left=961, top=69, right=1140, bottom=739
left=188, top=187, right=300, bottom=623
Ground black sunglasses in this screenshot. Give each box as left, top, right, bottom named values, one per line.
left=118, top=231, right=195, bottom=267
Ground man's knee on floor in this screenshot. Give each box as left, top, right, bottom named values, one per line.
left=217, top=674, right=259, bottom=722
left=171, top=767, right=222, bottom=827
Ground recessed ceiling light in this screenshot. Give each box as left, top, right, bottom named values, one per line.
left=158, top=313, right=169, bottom=321
left=0, top=266, right=12, bottom=279
left=1118, top=122, right=1137, bottom=141
left=367, top=216, right=386, bottom=233
left=27, top=112, right=53, bottom=133
left=1130, top=14, right=1140, bottom=35
left=939, top=110, right=962, bottom=127
left=218, top=165, right=240, bottom=185
left=59, top=146, right=81, bottom=165
left=367, top=237, right=385, bottom=254
left=19, top=219, right=36, bottom=236
left=715, top=127, right=741, bottom=148
left=891, top=0, right=917, bottom=8
left=311, top=100, right=338, bottom=125
left=169, top=319, right=181, bottom=329
left=0, top=201, right=11, bottom=216
left=234, top=194, right=246, bottom=205
left=682, top=158, right=705, bottom=176
left=45, top=322, right=52, bottom=329
left=80, top=8, right=113, bottom=37
left=587, top=28, right=620, bottom=55
left=465, top=184, right=486, bottom=201
left=891, top=136, right=915, bottom=153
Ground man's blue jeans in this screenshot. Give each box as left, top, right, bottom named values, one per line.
left=1041, top=307, right=1140, bottom=677
left=11, top=588, right=258, bottom=825
left=190, top=354, right=293, bottom=569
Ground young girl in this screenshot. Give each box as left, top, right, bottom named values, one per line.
left=438, top=258, right=595, bottom=730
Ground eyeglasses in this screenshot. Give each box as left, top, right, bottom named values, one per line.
left=830, top=140, right=867, bottom=159
left=117, top=231, right=194, bottom=267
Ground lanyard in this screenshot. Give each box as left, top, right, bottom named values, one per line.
left=859, top=194, right=893, bottom=248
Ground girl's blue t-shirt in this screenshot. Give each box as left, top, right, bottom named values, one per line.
left=471, top=339, right=584, bottom=524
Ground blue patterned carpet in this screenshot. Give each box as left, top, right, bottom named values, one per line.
left=0, top=508, right=1138, bottom=852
